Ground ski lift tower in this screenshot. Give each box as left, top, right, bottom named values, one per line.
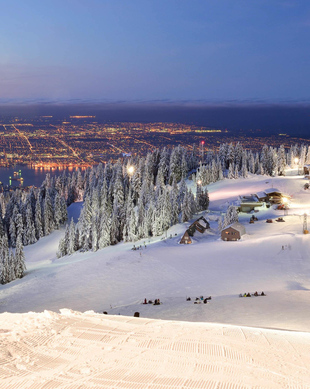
left=200, top=141, right=205, bottom=162
left=303, top=213, right=309, bottom=234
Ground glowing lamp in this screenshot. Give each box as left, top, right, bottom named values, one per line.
left=127, top=165, right=135, bottom=176
left=294, top=158, right=299, bottom=164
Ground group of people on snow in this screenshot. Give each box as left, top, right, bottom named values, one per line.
left=239, top=291, right=266, bottom=297
left=143, top=298, right=161, bottom=305
left=187, top=295, right=211, bottom=304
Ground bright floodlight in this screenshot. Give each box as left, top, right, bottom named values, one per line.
left=197, top=179, right=202, bottom=185
left=282, top=197, right=288, bottom=204
left=294, top=157, right=299, bottom=164
left=127, top=165, right=135, bottom=175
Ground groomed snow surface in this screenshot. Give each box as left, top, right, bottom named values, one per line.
left=1, top=171, right=310, bottom=388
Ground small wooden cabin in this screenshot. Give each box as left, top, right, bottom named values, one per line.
left=221, top=222, right=246, bottom=241
left=187, top=216, right=210, bottom=236
left=180, top=230, right=192, bottom=244
left=264, top=188, right=283, bottom=204
left=304, top=165, right=310, bottom=175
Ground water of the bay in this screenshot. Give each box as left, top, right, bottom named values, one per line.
left=0, top=165, right=79, bottom=188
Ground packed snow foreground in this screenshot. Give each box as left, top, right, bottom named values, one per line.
left=1, top=172, right=310, bottom=387
left=1, top=309, right=310, bottom=389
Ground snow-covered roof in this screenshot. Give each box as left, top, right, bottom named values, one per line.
left=224, top=222, right=246, bottom=235
left=240, top=195, right=259, bottom=203
left=264, top=188, right=282, bottom=195
left=256, top=191, right=267, bottom=199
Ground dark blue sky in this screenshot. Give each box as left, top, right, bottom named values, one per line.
left=1, top=0, right=309, bottom=103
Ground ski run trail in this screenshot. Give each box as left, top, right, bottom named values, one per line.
left=1, top=169, right=310, bottom=388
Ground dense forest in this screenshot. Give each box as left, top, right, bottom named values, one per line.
left=57, top=142, right=310, bottom=257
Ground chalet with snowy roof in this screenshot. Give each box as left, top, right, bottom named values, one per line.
left=180, top=230, right=192, bottom=244
left=264, top=188, right=284, bottom=204
left=180, top=216, right=210, bottom=244
left=221, top=222, right=246, bottom=241
left=187, top=216, right=210, bottom=236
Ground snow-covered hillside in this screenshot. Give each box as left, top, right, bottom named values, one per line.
left=1, top=171, right=310, bottom=387
left=1, top=171, right=310, bottom=330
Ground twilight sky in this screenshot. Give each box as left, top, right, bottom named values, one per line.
left=0, top=0, right=309, bottom=103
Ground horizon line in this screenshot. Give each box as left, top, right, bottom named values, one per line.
left=1, top=97, right=310, bottom=108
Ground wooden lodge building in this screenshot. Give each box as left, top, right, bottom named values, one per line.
left=264, top=188, right=285, bottom=204
left=221, top=222, right=246, bottom=241
left=239, top=188, right=290, bottom=212
left=179, top=230, right=192, bottom=244
left=180, top=216, right=210, bottom=244
left=187, top=216, right=210, bottom=236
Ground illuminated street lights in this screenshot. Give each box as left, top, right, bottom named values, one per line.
left=127, top=165, right=135, bottom=177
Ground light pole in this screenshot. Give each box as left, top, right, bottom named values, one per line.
left=200, top=141, right=204, bottom=162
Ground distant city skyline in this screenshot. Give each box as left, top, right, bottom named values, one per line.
left=1, top=1, right=310, bottom=103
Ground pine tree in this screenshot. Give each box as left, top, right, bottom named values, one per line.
left=197, top=187, right=210, bottom=211
left=110, top=209, right=119, bottom=245
left=178, top=178, right=187, bottom=205
left=98, top=213, right=111, bottom=249
left=218, top=216, right=223, bottom=231
left=169, top=146, right=183, bottom=183
left=241, top=151, right=248, bottom=178
left=9, top=217, right=17, bottom=248
left=54, top=193, right=62, bottom=229
left=226, top=205, right=239, bottom=225
left=68, top=218, right=77, bottom=254
left=24, top=203, right=37, bottom=245
left=91, top=214, right=99, bottom=251
left=128, top=209, right=138, bottom=242
left=8, top=249, right=15, bottom=283
left=234, top=164, right=239, bottom=179
left=0, top=234, right=9, bottom=284
left=227, top=143, right=235, bottom=168
left=181, top=190, right=192, bottom=222
left=35, top=197, right=43, bottom=240
left=278, top=145, right=286, bottom=176
left=15, top=234, right=26, bottom=279
left=161, top=188, right=172, bottom=232
left=78, top=195, right=92, bottom=250
left=228, top=163, right=234, bottom=179
left=43, top=190, right=54, bottom=236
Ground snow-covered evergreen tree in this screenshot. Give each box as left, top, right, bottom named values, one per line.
left=24, top=203, right=36, bottom=245
left=278, top=145, right=286, bottom=176
left=43, top=190, right=54, bottom=236
left=15, top=233, right=26, bottom=279
left=68, top=218, right=77, bottom=254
